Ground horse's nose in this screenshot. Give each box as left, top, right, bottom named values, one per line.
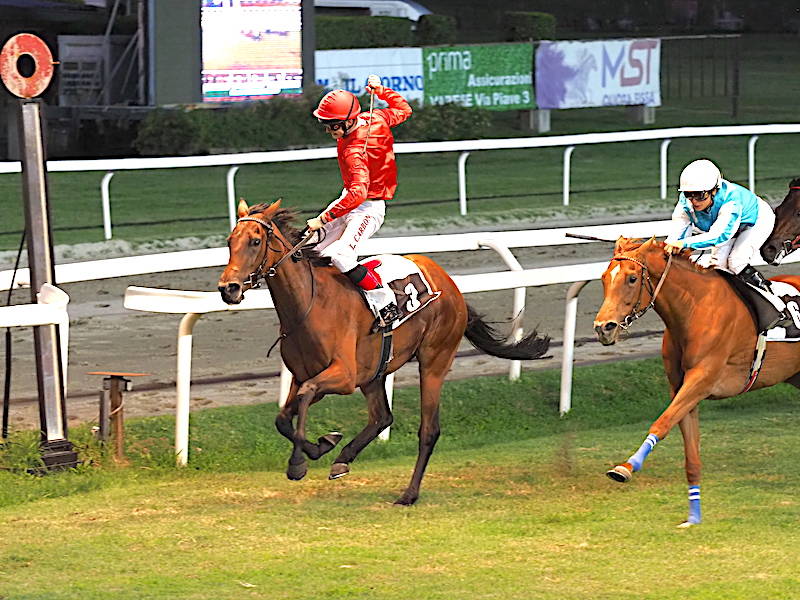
left=218, top=282, right=242, bottom=304
left=594, top=321, right=619, bottom=346
left=761, top=242, right=779, bottom=265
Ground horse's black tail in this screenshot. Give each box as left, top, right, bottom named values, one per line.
left=463, top=304, right=550, bottom=360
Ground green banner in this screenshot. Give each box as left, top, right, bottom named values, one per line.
left=423, top=43, right=534, bottom=111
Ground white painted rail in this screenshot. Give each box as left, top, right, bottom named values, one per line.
left=0, top=284, right=71, bottom=386
left=1, top=123, right=799, bottom=236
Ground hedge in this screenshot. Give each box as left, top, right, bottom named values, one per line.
left=416, top=14, right=458, bottom=46
left=316, top=16, right=414, bottom=49
left=134, top=90, right=494, bottom=156
left=502, top=11, right=556, bottom=41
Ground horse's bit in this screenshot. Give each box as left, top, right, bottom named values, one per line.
left=610, top=253, right=673, bottom=329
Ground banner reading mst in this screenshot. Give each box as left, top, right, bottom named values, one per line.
left=423, top=43, right=534, bottom=110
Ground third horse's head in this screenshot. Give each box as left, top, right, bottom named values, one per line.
left=761, top=178, right=800, bottom=265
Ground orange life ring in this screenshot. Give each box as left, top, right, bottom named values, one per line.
left=0, top=33, right=54, bottom=99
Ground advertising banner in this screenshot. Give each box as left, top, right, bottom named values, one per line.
left=535, top=39, right=661, bottom=109
left=422, top=43, right=534, bottom=111
left=201, top=0, right=302, bottom=102
left=315, top=48, right=423, bottom=103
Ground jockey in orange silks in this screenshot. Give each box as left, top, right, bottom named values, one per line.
left=306, top=74, right=412, bottom=328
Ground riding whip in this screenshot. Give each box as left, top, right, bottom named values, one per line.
left=363, top=84, right=375, bottom=154
left=565, top=232, right=617, bottom=243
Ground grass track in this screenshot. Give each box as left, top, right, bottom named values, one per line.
left=1, top=358, right=799, bottom=598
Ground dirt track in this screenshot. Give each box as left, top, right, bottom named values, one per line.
left=2, top=227, right=792, bottom=432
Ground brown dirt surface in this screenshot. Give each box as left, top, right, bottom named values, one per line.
left=3, top=232, right=792, bottom=432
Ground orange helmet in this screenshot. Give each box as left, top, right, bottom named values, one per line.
left=313, top=89, right=360, bottom=121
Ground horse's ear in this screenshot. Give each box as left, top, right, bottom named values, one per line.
left=237, top=198, right=249, bottom=218
left=613, top=236, right=628, bottom=254
left=640, top=236, right=658, bottom=250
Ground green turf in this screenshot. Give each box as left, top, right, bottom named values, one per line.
left=1, top=357, right=799, bottom=598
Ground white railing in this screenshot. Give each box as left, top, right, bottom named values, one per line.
left=1, top=123, right=799, bottom=237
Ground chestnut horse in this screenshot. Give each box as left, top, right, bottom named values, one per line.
left=761, top=177, right=800, bottom=265
left=594, top=237, right=800, bottom=526
left=218, top=200, right=550, bottom=505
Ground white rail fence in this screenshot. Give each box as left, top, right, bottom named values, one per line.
left=5, top=220, right=799, bottom=465
left=1, top=124, right=799, bottom=238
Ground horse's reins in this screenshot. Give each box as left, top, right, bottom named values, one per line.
left=774, top=185, right=800, bottom=261
left=236, top=216, right=317, bottom=355
left=611, top=253, right=674, bottom=329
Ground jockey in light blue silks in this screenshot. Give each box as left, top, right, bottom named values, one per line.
left=664, top=158, right=776, bottom=290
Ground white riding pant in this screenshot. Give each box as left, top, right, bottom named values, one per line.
left=699, top=198, right=775, bottom=274
left=314, top=200, right=385, bottom=273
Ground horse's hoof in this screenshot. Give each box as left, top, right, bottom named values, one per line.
left=606, top=464, right=632, bottom=483
left=393, top=493, right=418, bottom=506
left=329, top=462, right=350, bottom=479
left=286, top=460, right=308, bottom=481
left=318, top=432, right=343, bottom=454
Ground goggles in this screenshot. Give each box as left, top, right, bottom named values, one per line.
left=684, top=190, right=710, bottom=200
left=318, top=119, right=346, bottom=131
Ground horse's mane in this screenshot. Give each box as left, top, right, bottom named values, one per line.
left=249, top=203, right=332, bottom=267
left=616, top=237, right=713, bottom=275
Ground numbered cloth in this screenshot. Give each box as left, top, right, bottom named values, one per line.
left=360, top=255, right=441, bottom=330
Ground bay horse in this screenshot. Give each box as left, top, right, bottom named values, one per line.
left=593, top=236, right=800, bottom=526
left=761, top=177, right=800, bottom=265
left=217, top=199, right=550, bottom=505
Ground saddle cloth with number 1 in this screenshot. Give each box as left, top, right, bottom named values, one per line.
left=360, top=254, right=441, bottom=330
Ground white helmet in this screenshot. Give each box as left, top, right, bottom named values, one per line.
left=679, top=159, right=722, bottom=192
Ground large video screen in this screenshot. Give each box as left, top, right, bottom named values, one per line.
left=201, top=0, right=302, bottom=102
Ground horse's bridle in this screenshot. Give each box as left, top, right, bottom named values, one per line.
left=236, top=216, right=316, bottom=355
left=610, top=253, right=673, bottom=329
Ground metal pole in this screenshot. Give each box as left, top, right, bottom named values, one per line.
left=378, top=372, right=394, bottom=441
left=226, top=166, right=240, bottom=230
left=563, top=146, right=575, bottom=207
left=175, top=312, right=200, bottom=466
left=660, top=139, right=671, bottom=199
left=560, top=280, right=589, bottom=416
left=18, top=99, right=77, bottom=468
left=101, top=171, right=115, bottom=240
left=457, top=151, right=470, bottom=215
left=748, top=135, right=759, bottom=193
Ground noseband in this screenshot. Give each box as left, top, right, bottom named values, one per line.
left=611, top=253, right=673, bottom=329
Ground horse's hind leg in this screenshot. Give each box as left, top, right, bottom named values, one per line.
left=329, top=376, right=394, bottom=480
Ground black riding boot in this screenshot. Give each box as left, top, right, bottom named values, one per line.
left=737, top=265, right=773, bottom=294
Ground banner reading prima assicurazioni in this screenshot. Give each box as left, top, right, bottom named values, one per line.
left=535, top=39, right=661, bottom=109
left=423, top=43, right=534, bottom=111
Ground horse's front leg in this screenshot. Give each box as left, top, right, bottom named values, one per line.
left=607, top=365, right=712, bottom=484
left=677, top=407, right=702, bottom=527
left=283, top=361, right=356, bottom=481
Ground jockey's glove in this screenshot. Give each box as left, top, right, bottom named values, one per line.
left=306, top=214, right=328, bottom=231
left=664, top=239, right=684, bottom=254
left=366, top=74, right=385, bottom=97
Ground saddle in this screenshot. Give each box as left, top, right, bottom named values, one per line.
left=720, top=271, right=800, bottom=339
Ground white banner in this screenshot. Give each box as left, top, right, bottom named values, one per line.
left=536, top=39, right=661, bottom=109
left=315, top=48, right=424, bottom=103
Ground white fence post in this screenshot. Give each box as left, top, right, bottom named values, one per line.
left=660, top=139, right=671, bottom=199
left=563, top=146, right=575, bottom=207
left=478, top=239, right=525, bottom=381
left=560, top=280, right=590, bottom=416
left=101, top=171, right=115, bottom=240
left=279, top=361, right=292, bottom=407
left=748, top=135, right=759, bottom=193
left=226, top=166, right=240, bottom=231
left=458, top=151, right=470, bottom=216
left=378, top=372, right=394, bottom=441
left=175, top=312, right=201, bottom=466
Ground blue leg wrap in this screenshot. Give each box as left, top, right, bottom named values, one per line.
left=687, top=485, right=702, bottom=524
left=627, top=433, right=659, bottom=472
